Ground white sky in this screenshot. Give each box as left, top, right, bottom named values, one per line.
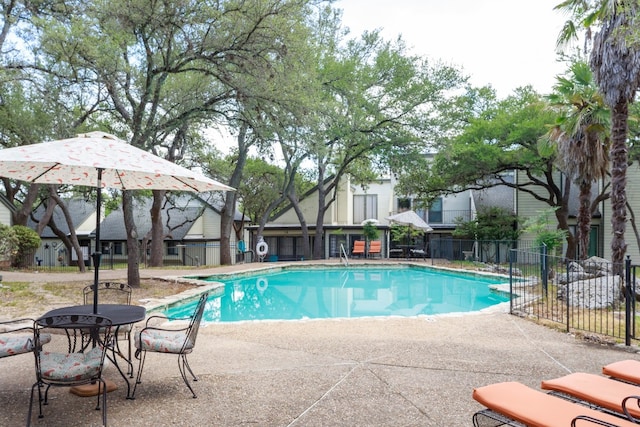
left=334, top=0, right=568, bottom=98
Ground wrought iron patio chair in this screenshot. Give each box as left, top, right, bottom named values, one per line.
left=0, top=318, right=51, bottom=359
left=132, top=292, right=209, bottom=399
left=83, top=281, right=134, bottom=374
left=27, top=314, right=113, bottom=426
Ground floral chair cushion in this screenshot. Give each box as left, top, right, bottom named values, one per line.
left=135, top=329, right=194, bottom=354
left=39, top=346, right=104, bottom=383
left=0, top=333, right=51, bottom=358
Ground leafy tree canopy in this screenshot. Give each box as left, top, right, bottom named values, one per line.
left=452, top=207, right=521, bottom=241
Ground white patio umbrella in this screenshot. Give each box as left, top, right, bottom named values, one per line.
left=385, top=210, right=433, bottom=232
left=0, top=131, right=234, bottom=313
left=386, top=210, right=432, bottom=258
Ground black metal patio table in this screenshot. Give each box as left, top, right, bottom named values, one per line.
left=39, top=304, right=146, bottom=399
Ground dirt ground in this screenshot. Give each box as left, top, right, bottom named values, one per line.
left=0, top=277, right=194, bottom=319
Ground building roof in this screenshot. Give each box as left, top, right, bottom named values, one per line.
left=28, top=199, right=96, bottom=238
left=99, top=198, right=202, bottom=241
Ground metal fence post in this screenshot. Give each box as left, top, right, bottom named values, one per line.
left=509, top=249, right=514, bottom=314
left=541, top=244, right=548, bottom=297
left=565, top=259, right=570, bottom=332
left=625, top=256, right=632, bottom=346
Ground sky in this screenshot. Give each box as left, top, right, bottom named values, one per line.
left=334, top=0, right=568, bottom=98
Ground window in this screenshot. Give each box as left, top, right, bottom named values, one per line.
left=353, top=195, right=378, bottom=224
left=428, top=197, right=443, bottom=223
left=113, top=242, right=123, bottom=255
left=167, top=242, right=178, bottom=256
left=397, top=198, right=411, bottom=211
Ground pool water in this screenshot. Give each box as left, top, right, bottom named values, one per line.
left=164, top=266, right=510, bottom=323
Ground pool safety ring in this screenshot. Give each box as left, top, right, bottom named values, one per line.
left=256, top=241, right=269, bottom=258
left=256, top=277, right=268, bottom=292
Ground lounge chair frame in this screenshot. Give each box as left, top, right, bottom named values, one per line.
left=541, top=372, right=640, bottom=422
left=472, top=381, right=640, bottom=427
left=473, top=408, right=526, bottom=426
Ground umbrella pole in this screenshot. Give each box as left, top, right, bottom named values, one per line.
left=92, top=169, right=103, bottom=315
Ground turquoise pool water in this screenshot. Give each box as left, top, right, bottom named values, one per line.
left=164, top=266, right=510, bottom=323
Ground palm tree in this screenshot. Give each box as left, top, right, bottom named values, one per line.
left=555, top=0, right=640, bottom=274
left=547, top=60, right=609, bottom=260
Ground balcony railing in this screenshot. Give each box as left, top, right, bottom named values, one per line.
left=426, top=209, right=472, bottom=226
left=388, top=209, right=471, bottom=227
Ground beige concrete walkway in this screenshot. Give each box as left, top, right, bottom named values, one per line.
left=1, top=263, right=639, bottom=426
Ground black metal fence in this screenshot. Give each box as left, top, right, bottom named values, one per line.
left=509, top=246, right=638, bottom=345
left=6, top=241, right=226, bottom=272
left=428, top=239, right=538, bottom=264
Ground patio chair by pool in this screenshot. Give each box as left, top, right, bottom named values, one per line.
left=472, top=381, right=640, bottom=427
left=603, top=359, right=640, bottom=385
left=132, top=292, right=209, bottom=399
left=84, top=281, right=134, bottom=375
left=368, top=240, right=381, bottom=258
left=541, top=372, right=640, bottom=420
left=352, top=240, right=365, bottom=257
left=237, top=240, right=254, bottom=263
left=410, top=247, right=427, bottom=260
left=0, top=318, right=50, bottom=359
left=27, top=314, right=113, bottom=427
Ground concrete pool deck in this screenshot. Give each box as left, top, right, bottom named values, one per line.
left=2, top=261, right=640, bottom=426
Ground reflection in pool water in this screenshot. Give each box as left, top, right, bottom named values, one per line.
left=164, top=267, right=510, bottom=323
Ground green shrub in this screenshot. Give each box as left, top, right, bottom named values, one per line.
left=11, top=225, right=41, bottom=268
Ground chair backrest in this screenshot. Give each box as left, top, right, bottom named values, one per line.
left=0, top=318, right=36, bottom=358
left=83, top=282, right=132, bottom=305
left=369, top=241, right=381, bottom=253
left=353, top=240, right=365, bottom=253
left=34, top=314, right=113, bottom=381
left=183, top=292, right=209, bottom=352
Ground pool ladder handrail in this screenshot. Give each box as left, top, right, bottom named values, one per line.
left=340, top=243, right=349, bottom=267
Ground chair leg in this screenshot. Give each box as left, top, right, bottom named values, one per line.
left=131, top=350, right=147, bottom=399
left=95, top=380, right=102, bottom=411
left=127, top=333, right=133, bottom=377
left=100, top=378, right=108, bottom=427
left=26, top=382, right=40, bottom=426
left=178, top=354, right=197, bottom=398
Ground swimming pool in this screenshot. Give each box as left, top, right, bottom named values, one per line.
left=163, top=266, right=511, bottom=322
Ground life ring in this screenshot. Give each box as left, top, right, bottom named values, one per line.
left=256, top=277, right=268, bottom=292
left=256, top=241, right=269, bottom=258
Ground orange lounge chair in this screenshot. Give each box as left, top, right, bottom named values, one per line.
left=472, top=381, right=639, bottom=427
left=352, top=240, right=365, bottom=257
left=541, top=372, right=640, bottom=420
left=368, top=240, right=381, bottom=258
left=603, top=359, right=640, bottom=385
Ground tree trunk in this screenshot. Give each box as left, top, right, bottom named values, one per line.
left=149, top=190, right=166, bottom=267
left=50, top=191, right=86, bottom=273
left=123, top=191, right=141, bottom=287
left=609, top=101, right=629, bottom=276
left=555, top=175, right=576, bottom=260
left=220, top=123, right=248, bottom=265
left=35, top=193, right=58, bottom=236
left=11, top=183, right=40, bottom=226
left=577, top=180, right=592, bottom=260
left=627, top=201, right=640, bottom=258
left=288, top=192, right=311, bottom=259
left=313, top=161, right=326, bottom=259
